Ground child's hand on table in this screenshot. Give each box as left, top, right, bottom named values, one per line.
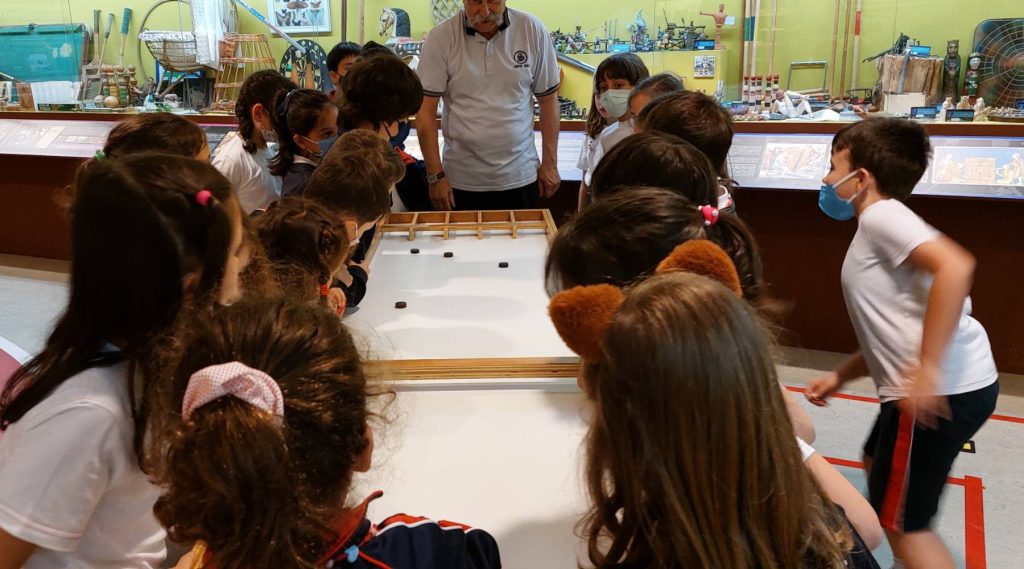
left=326, top=287, right=347, bottom=317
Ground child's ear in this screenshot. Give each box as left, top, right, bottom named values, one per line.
left=354, top=424, right=374, bottom=473
left=181, top=271, right=201, bottom=300
left=549, top=284, right=624, bottom=362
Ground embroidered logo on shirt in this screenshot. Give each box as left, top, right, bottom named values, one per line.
left=513, top=50, right=530, bottom=68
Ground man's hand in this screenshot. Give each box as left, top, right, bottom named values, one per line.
left=537, top=161, right=561, bottom=199
left=805, top=372, right=842, bottom=407
left=899, top=361, right=952, bottom=429
left=430, top=178, right=456, bottom=211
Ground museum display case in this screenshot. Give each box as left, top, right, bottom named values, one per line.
left=1, top=1, right=1022, bottom=372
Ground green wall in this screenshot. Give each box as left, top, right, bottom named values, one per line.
left=2, top=0, right=1019, bottom=101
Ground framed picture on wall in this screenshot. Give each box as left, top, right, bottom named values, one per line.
left=267, top=0, right=332, bottom=34
left=694, top=55, right=716, bottom=79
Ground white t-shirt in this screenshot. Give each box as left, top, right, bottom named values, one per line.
left=586, top=120, right=634, bottom=186
left=841, top=199, right=998, bottom=401
left=210, top=132, right=282, bottom=213
left=576, top=133, right=599, bottom=178
left=798, top=437, right=815, bottom=462
left=0, top=362, right=166, bottom=569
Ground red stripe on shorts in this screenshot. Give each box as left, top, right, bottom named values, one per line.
left=880, top=410, right=915, bottom=532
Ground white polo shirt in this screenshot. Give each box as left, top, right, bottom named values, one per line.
left=417, top=8, right=560, bottom=192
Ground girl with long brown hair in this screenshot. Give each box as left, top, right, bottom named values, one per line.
left=153, top=298, right=501, bottom=569
left=548, top=243, right=882, bottom=568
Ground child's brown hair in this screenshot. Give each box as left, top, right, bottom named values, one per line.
left=153, top=298, right=372, bottom=569
left=338, top=52, right=424, bottom=131
left=589, top=131, right=719, bottom=205
left=585, top=53, right=650, bottom=137
left=581, top=271, right=851, bottom=567
left=832, top=117, right=931, bottom=201
left=235, top=70, right=297, bottom=153
left=252, top=196, right=351, bottom=304
left=638, top=90, right=734, bottom=177
left=304, top=129, right=403, bottom=224
left=103, top=113, right=207, bottom=159
left=545, top=187, right=766, bottom=310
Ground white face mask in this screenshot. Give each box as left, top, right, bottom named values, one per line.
left=599, top=89, right=631, bottom=120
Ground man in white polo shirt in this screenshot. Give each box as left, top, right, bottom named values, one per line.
left=415, top=0, right=561, bottom=211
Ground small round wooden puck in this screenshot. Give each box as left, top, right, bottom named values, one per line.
left=498, top=262, right=509, bottom=268
left=443, top=252, right=454, bottom=258
left=410, top=248, right=420, bottom=254
left=395, top=301, right=407, bottom=309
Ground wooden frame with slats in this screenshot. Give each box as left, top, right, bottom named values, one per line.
left=363, top=210, right=579, bottom=381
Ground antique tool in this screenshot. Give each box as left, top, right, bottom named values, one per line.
left=79, top=10, right=104, bottom=100
left=828, top=0, right=841, bottom=98
left=232, top=0, right=305, bottom=53
left=837, top=0, right=853, bottom=103
left=118, top=8, right=133, bottom=68
left=98, top=13, right=115, bottom=68
left=850, top=0, right=863, bottom=89
left=864, top=33, right=908, bottom=63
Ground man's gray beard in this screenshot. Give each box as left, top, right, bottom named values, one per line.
left=467, top=13, right=502, bottom=26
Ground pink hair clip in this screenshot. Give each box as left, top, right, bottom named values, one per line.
left=698, top=205, right=720, bottom=227
left=195, top=190, right=214, bottom=207
left=182, top=362, right=284, bottom=421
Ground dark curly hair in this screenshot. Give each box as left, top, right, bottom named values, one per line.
left=153, top=298, right=373, bottom=569
left=252, top=196, right=351, bottom=304
left=338, top=53, right=423, bottom=131
left=235, top=70, right=297, bottom=153
left=268, top=89, right=337, bottom=177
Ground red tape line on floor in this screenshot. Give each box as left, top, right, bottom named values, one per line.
left=786, top=386, right=1024, bottom=425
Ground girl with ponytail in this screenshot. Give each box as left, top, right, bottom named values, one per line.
left=154, top=298, right=501, bottom=569
left=0, top=154, right=251, bottom=568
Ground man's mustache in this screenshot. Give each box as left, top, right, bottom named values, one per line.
left=467, top=12, right=503, bottom=26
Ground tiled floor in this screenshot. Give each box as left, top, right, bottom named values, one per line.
left=2, top=254, right=1021, bottom=568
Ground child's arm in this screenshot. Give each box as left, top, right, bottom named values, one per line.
left=901, top=236, right=976, bottom=427
left=0, top=529, right=37, bottom=569
left=780, top=382, right=816, bottom=443
left=577, top=181, right=590, bottom=211
left=804, top=453, right=884, bottom=550
left=805, top=351, right=869, bottom=406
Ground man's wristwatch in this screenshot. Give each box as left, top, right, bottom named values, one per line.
left=427, top=170, right=446, bottom=185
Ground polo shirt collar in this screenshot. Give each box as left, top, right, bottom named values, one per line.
left=463, top=8, right=510, bottom=36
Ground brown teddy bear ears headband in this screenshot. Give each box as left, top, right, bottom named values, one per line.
left=548, top=240, right=742, bottom=363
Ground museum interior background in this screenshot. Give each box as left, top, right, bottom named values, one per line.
left=1, top=0, right=1022, bottom=374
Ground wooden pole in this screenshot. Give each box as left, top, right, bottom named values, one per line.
left=750, top=0, right=762, bottom=78
left=741, top=0, right=752, bottom=81
left=359, top=0, right=365, bottom=44
left=838, top=0, right=853, bottom=103
left=851, top=0, right=863, bottom=90
left=827, top=0, right=843, bottom=100
left=767, top=0, right=778, bottom=78
left=341, top=0, right=348, bottom=41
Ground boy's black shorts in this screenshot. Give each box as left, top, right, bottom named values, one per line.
left=864, top=381, right=998, bottom=533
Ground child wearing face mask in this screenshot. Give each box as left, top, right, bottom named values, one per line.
left=212, top=70, right=297, bottom=213
left=583, top=53, right=649, bottom=201
left=269, top=89, right=340, bottom=197
left=807, top=118, right=998, bottom=569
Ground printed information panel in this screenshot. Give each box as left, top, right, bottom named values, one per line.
left=728, top=133, right=1024, bottom=199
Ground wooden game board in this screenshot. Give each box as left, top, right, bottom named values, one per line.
left=353, top=210, right=580, bottom=382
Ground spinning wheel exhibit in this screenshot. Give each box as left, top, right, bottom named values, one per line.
left=973, top=18, right=1024, bottom=107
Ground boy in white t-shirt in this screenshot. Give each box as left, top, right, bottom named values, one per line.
left=806, top=118, right=998, bottom=569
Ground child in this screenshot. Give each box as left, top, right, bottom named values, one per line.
left=0, top=154, right=250, bottom=568
left=582, top=53, right=650, bottom=203
left=153, top=297, right=502, bottom=568
left=637, top=90, right=737, bottom=212
left=576, top=83, right=612, bottom=211
left=337, top=51, right=428, bottom=211
left=548, top=247, right=881, bottom=567
left=252, top=196, right=351, bottom=315
left=327, top=40, right=361, bottom=100
left=545, top=187, right=810, bottom=442
left=806, top=118, right=999, bottom=569
left=305, top=129, right=405, bottom=307
left=588, top=131, right=720, bottom=207
left=269, top=88, right=339, bottom=197
left=103, top=113, right=210, bottom=160
left=626, top=71, right=685, bottom=117
left=212, top=70, right=297, bottom=213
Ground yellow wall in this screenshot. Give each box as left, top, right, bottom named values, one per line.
left=2, top=0, right=1019, bottom=104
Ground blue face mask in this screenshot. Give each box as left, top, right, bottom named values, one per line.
left=302, top=134, right=339, bottom=159
left=818, top=170, right=861, bottom=221
left=388, top=121, right=411, bottom=148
